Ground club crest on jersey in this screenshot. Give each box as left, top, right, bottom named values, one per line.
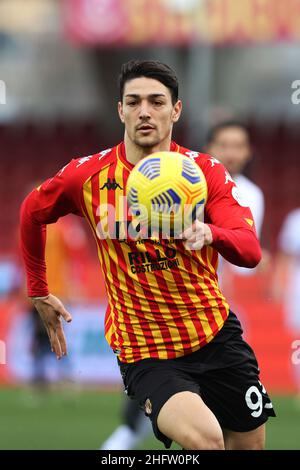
left=144, top=398, right=152, bottom=415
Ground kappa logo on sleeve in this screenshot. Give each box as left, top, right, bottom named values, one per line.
left=209, top=156, right=221, bottom=167
left=185, top=151, right=199, bottom=160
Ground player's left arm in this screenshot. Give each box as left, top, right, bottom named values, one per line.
left=181, top=155, right=261, bottom=268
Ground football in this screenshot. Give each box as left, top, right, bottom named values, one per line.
left=126, top=151, right=207, bottom=236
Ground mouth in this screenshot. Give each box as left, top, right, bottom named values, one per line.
left=137, top=125, right=155, bottom=134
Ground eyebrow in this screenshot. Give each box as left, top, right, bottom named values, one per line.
left=124, top=93, right=166, bottom=99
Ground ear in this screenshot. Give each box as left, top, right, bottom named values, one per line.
left=172, top=100, right=182, bottom=123
left=118, top=101, right=125, bottom=123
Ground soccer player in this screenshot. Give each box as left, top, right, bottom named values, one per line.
left=100, top=120, right=267, bottom=450
left=20, top=60, right=275, bottom=450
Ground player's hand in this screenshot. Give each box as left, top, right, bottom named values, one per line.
left=179, top=219, right=213, bottom=250
left=30, top=294, right=72, bottom=359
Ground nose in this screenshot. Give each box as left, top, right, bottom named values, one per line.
left=138, top=100, right=151, bottom=119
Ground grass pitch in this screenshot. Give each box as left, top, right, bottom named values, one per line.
left=0, top=388, right=299, bottom=450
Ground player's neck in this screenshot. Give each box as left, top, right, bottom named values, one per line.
left=124, top=135, right=172, bottom=166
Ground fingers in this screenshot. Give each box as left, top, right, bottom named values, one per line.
left=56, top=322, right=68, bottom=357
left=48, top=326, right=62, bottom=359
left=48, top=316, right=70, bottom=359
left=51, top=295, right=72, bottom=323
left=179, top=219, right=204, bottom=240
left=43, top=315, right=67, bottom=359
left=179, top=220, right=205, bottom=250
left=59, top=307, right=72, bottom=323
left=185, top=239, right=204, bottom=251
left=31, top=295, right=71, bottom=360
left=179, top=225, right=195, bottom=240
left=44, top=323, right=52, bottom=347
left=54, top=305, right=71, bottom=356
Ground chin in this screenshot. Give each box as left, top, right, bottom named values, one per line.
left=134, top=137, right=160, bottom=149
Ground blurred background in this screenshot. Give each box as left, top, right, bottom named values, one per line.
left=0, top=0, right=300, bottom=449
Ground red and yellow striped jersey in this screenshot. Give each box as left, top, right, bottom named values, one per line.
left=20, top=141, right=261, bottom=363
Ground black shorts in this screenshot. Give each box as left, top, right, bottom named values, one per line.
left=118, top=311, right=276, bottom=448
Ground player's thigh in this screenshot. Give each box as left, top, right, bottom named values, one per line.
left=157, top=390, right=224, bottom=450
left=223, top=423, right=265, bottom=450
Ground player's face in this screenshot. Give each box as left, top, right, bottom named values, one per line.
left=207, top=127, right=251, bottom=176
left=118, top=77, right=182, bottom=149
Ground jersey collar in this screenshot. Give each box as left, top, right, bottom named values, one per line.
left=117, top=141, right=180, bottom=171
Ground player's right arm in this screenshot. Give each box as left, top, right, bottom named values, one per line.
left=20, top=159, right=82, bottom=359
left=194, top=154, right=262, bottom=268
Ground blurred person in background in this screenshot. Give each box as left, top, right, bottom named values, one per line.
left=100, top=397, right=151, bottom=450
left=101, top=119, right=267, bottom=450
left=272, top=208, right=300, bottom=393
left=206, top=120, right=265, bottom=261
left=206, top=121, right=268, bottom=309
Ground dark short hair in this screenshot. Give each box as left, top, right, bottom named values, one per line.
left=206, top=120, right=249, bottom=145
left=119, top=60, right=179, bottom=105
